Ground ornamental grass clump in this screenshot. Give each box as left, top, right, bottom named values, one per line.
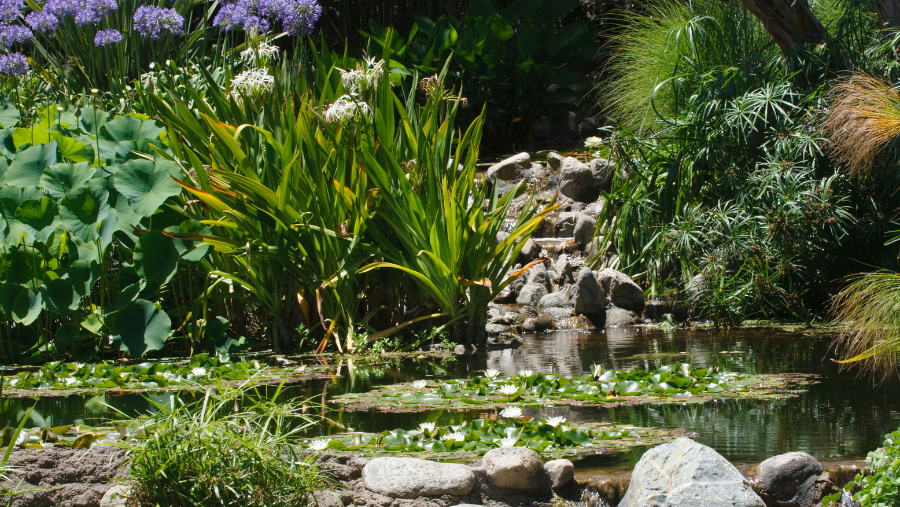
left=129, top=383, right=330, bottom=507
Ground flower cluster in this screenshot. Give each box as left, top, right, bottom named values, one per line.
left=94, top=28, right=121, bottom=46
left=25, top=11, right=57, bottom=33
left=133, top=5, right=184, bottom=39
left=0, top=24, right=31, bottom=46
left=339, top=57, right=384, bottom=94
left=213, top=0, right=320, bottom=36
left=45, top=0, right=117, bottom=27
left=0, top=0, right=20, bottom=23
left=231, top=67, right=275, bottom=96
left=0, top=51, right=28, bottom=75
left=323, top=95, right=371, bottom=124
left=240, top=41, right=279, bottom=64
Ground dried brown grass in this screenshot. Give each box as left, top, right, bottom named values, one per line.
left=823, top=73, right=900, bottom=176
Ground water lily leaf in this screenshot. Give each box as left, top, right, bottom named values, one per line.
left=110, top=299, right=171, bottom=357
left=5, top=142, right=58, bottom=186
left=12, top=287, right=42, bottom=325
left=134, top=230, right=178, bottom=290
left=114, top=159, right=181, bottom=217
left=40, top=278, right=79, bottom=316
left=614, top=381, right=642, bottom=395
left=13, top=197, right=59, bottom=242
left=39, top=162, right=97, bottom=199
left=60, top=182, right=110, bottom=243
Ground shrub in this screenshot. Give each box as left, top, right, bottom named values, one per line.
left=824, top=428, right=900, bottom=506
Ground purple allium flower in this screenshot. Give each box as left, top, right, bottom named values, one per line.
left=0, top=24, right=32, bottom=46
left=94, top=27, right=121, bottom=46
left=0, top=0, right=22, bottom=23
left=133, top=5, right=184, bottom=38
left=279, top=0, right=320, bottom=36
left=0, top=51, right=28, bottom=75
left=25, top=11, right=58, bottom=33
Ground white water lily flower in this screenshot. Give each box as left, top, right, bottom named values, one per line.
left=499, top=436, right=518, bottom=447
left=338, top=57, right=385, bottom=94
left=412, top=380, right=428, bottom=388
left=498, top=385, right=519, bottom=396
left=442, top=431, right=466, bottom=442
left=450, top=425, right=463, bottom=432
left=240, top=42, right=280, bottom=64
left=504, top=427, right=518, bottom=437
left=499, top=406, right=523, bottom=419
left=518, top=369, right=533, bottom=378
left=191, top=367, right=207, bottom=377
left=418, top=422, right=436, bottom=434
left=484, top=369, right=500, bottom=379
left=545, top=416, right=567, bottom=427
left=591, top=363, right=603, bottom=379
left=584, top=136, right=602, bottom=149
left=231, top=68, right=275, bottom=96
left=309, top=439, right=331, bottom=451
left=324, top=95, right=372, bottom=124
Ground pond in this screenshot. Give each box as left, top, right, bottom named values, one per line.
left=2, top=326, right=897, bottom=473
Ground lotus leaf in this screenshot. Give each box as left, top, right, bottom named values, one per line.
left=40, top=278, right=79, bottom=316
left=0, top=96, right=20, bottom=129
left=134, top=230, right=179, bottom=290
left=13, top=197, right=59, bottom=243
left=60, top=183, right=110, bottom=243
left=67, top=259, right=98, bottom=296
left=12, top=287, right=42, bottom=325
left=110, top=299, right=171, bottom=357
left=114, top=159, right=181, bottom=217
left=39, top=162, right=97, bottom=199
left=4, top=142, right=58, bottom=187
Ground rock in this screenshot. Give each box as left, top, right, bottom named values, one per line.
left=526, top=263, right=552, bottom=291
left=596, top=268, right=644, bottom=313
left=485, top=323, right=509, bottom=336
left=516, top=283, right=548, bottom=306
left=644, top=300, right=673, bottom=322
left=555, top=254, right=573, bottom=284
left=606, top=306, right=639, bottom=327
left=580, top=117, right=602, bottom=138
left=362, top=457, right=476, bottom=499
left=544, top=307, right=574, bottom=320
left=573, top=214, right=596, bottom=249
left=486, top=153, right=531, bottom=182
left=487, top=307, right=504, bottom=321
left=454, top=344, right=468, bottom=355
left=516, top=238, right=542, bottom=265
left=573, top=267, right=605, bottom=322
left=567, top=112, right=579, bottom=137
left=554, top=211, right=578, bottom=237
left=583, top=196, right=606, bottom=216
left=100, top=485, right=131, bottom=507
left=539, top=286, right=574, bottom=309
left=482, top=446, right=546, bottom=491
left=493, top=312, right=520, bottom=326
left=753, top=452, right=825, bottom=507
left=547, top=152, right=565, bottom=171
left=589, top=158, right=614, bottom=193
left=452, top=504, right=485, bottom=507
left=494, top=230, right=510, bottom=249
left=619, top=437, right=766, bottom=507
left=545, top=459, right=575, bottom=491
left=508, top=272, right=527, bottom=298
left=559, top=157, right=600, bottom=203
left=523, top=317, right=552, bottom=333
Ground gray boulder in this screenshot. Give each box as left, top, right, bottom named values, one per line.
left=540, top=286, right=574, bottom=309
left=597, top=268, right=644, bottom=313
left=619, top=437, right=765, bottom=507
left=559, top=157, right=599, bottom=203
left=545, top=459, right=575, bottom=491
left=544, top=307, right=574, bottom=320
left=526, top=263, right=552, bottom=291
left=517, top=283, right=548, bottom=306
left=486, top=152, right=531, bottom=182
left=555, top=212, right=579, bottom=237
left=522, top=317, right=552, bottom=333
left=753, top=452, right=829, bottom=507
left=554, top=254, right=574, bottom=285
left=486, top=323, right=509, bottom=336
left=590, top=158, right=614, bottom=193
left=482, top=446, right=546, bottom=491
left=547, top=152, right=564, bottom=171
left=362, top=457, right=476, bottom=498
left=516, top=238, right=542, bottom=265
left=573, top=214, right=596, bottom=249
left=573, top=267, right=606, bottom=321
left=606, top=306, right=639, bottom=327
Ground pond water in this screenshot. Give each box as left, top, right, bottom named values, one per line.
left=3, top=326, right=898, bottom=473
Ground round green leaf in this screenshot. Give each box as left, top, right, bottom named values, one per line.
left=114, top=159, right=182, bottom=217
left=40, top=278, right=79, bottom=316
left=12, top=287, right=42, bottom=325
left=39, top=162, right=97, bottom=199
left=13, top=197, right=59, bottom=242
left=67, top=259, right=98, bottom=296
left=110, top=299, right=171, bottom=357
left=134, top=230, right=179, bottom=290
left=4, top=142, right=59, bottom=187
left=0, top=281, right=22, bottom=316
left=60, top=182, right=110, bottom=243
left=54, top=322, right=85, bottom=346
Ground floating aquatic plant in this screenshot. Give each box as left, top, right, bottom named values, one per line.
left=499, top=406, right=523, bottom=419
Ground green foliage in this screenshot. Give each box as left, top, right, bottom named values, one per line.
left=824, top=428, right=900, bottom=506
left=831, top=271, right=900, bottom=373
left=129, top=384, right=330, bottom=507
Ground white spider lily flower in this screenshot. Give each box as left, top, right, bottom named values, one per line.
left=545, top=416, right=567, bottom=427
left=323, top=95, right=372, bottom=124
left=191, top=367, right=207, bottom=377
left=308, top=439, right=331, bottom=451
left=418, top=422, right=436, bottom=434
left=441, top=431, right=466, bottom=442
left=518, top=369, right=533, bottom=378
left=498, top=385, right=519, bottom=396
left=231, top=68, right=275, bottom=96
left=240, top=42, right=280, bottom=64
left=339, top=57, right=385, bottom=94
left=484, top=369, right=500, bottom=379
left=412, top=380, right=427, bottom=388
left=499, top=406, right=523, bottom=419
left=499, top=436, right=518, bottom=447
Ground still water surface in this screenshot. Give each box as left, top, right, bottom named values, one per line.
left=4, top=327, right=898, bottom=470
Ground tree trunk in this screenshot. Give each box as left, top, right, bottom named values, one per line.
left=742, top=0, right=829, bottom=52
left=876, top=0, right=900, bottom=30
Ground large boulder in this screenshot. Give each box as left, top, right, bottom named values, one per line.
left=544, top=459, right=575, bottom=491
left=540, top=287, right=574, bottom=309
left=517, top=283, right=548, bottom=306
left=559, top=157, right=599, bottom=203
left=547, top=152, right=565, bottom=171
left=516, top=238, right=542, bottom=265
left=526, top=263, right=552, bottom=291
left=606, top=306, right=639, bottom=327
left=573, top=214, right=596, bottom=249
left=362, top=457, right=476, bottom=498
left=554, top=212, right=579, bottom=237
left=573, top=267, right=605, bottom=322
left=522, top=316, right=552, bottom=333
left=753, top=452, right=831, bottom=507
left=619, top=438, right=765, bottom=507
left=597, top=268, right=644, bottom=313
left=590, top=158, right=614, bottom=193
left=486, top=152, right=531, bottom=182
left=482, top=446, right=546, bottom=491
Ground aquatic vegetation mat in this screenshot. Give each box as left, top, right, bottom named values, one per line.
left=302, top=416, right=683, bottom=461
left=331, top=364, right=815, bottom=412
left=0, top=354, right=331, bottom=397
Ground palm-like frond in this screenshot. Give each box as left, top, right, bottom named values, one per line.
left=831, top=270, right=900, bottom=375
left=823, top=73, right=900, bottom=175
